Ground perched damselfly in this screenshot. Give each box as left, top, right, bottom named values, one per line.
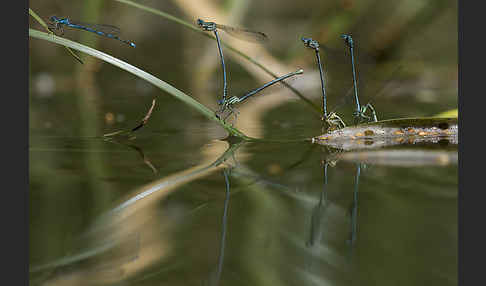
left=324, top=65, right=403, bottom=131
left=302, top=37, right=329, bottom=120
left=197, top=19, right=268, bottom=109
left=342, top=34, right=377, bottom=124
left=48, top=16, right=136, bottom=48
left=216, top=69, right=304, bottom=123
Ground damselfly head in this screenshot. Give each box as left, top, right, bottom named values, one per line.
left=197, top=19, right=216, bottom=31
left=302, top=37, right=320, bottom=50
left=49, top=16, right=70, bottom=26
left=341, top=34, right=353, bottom=47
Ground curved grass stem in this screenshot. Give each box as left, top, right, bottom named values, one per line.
left=29, top=29, right=252, bottom=139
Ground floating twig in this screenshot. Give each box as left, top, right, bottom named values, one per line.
left=131, top=98, right=156, bottom=132
left=103, top=98, right=156, bottom=138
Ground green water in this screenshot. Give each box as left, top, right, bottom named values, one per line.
left=29, top=125, right=457, bottom=286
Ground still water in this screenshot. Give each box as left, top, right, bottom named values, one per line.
left=29, top=91, right=457, bottom=285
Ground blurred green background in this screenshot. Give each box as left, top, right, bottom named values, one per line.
left=29, top=0, right=457, bottom=285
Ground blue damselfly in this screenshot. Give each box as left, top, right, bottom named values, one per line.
left=49, top=16, right=136, bottom=48
left=302, top=37, right=328, bottom=120
left=324, top=65, right=403, bottom=130
left=216, top=69, right=304, bottom=122
left=197, top=19, right=268, bottom=109
left=342, top=34, right=371, bottom=124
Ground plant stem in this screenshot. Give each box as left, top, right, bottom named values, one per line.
left=29, top=29, right=251, bottom=139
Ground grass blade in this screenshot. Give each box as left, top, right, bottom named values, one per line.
left=29, top=28, right=251, bottom=139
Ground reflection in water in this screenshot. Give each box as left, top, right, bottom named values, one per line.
left=347, top=163, right=361, bottom=258
left=104, top=138, right=158, bottom=174
left=29, top=136, right=457, bottom=285
left=30, top=232, right=141, bottom=286
left=30, top=139, right=244, bottom=285
left=207, top=168, right=232, bottom=286
left=306, top=160, right=329, bottom=247
left=338, top=147, right=458, bottom=166
left=284, top=143, right=317, bottom=171
left=305, top=155, right=365, bottom=261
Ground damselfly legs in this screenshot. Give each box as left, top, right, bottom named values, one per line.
left=341, top=34, right=377, bottom=124
left=324, top=112, right=347, bottom=130
left=324, top=64, right=403, bottom=132
left=216, top=69, right=304, bottom=123
left=48, top=16, right=136, bottom=47
left=302, top=37, right=346, bottom=131
left=197, top=19, right=268, bottom=114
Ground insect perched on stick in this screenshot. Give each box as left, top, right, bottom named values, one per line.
left=341, top=34, right=379, bottom=124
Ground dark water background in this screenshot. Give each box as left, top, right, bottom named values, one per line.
left=29, top=0, right=457, bottom=285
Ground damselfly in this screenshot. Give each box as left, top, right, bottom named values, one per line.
left=324, top=65, right=403, bottom=131
left=302, top=37, right=328, bottom=120
left=302, top=35, right=381, bottom=130
left=216, top=69, right=304, bottom=123
left=197, top=19, right=268, bottom=108
left=342, top=34, right=375, bottom=124
left=48, top=16, right=136, bottom=48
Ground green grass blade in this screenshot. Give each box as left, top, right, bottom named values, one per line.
left=433, top=109, right=458, bottom=118
left=29, top=8, right=49, bottom=30
left=29, top=28, right=251, bottom=139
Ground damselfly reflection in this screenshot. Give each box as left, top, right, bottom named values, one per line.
left=306, top=159, right=333, bottom=247
left=206, top=168, right=232, bottom=286
left=347, top=163, right=362, bottom=248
